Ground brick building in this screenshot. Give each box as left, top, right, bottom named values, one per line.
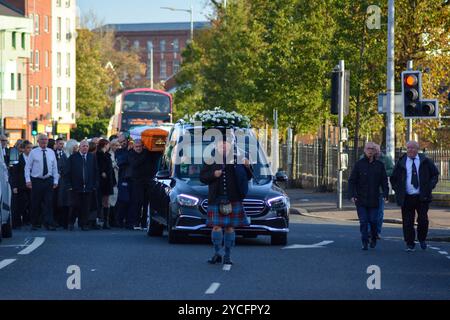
left=103, top=22, right=209, bottom=87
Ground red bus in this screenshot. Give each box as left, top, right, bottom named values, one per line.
left=108, top=88, right=173, bottom=136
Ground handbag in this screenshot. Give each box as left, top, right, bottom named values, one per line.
left=219, top=199, right=232, bottom=216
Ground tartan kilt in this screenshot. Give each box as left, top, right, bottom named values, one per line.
left=206, top=201, right=250, bottom=228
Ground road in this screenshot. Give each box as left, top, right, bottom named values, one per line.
left=1, top=216, right=449, bottom=300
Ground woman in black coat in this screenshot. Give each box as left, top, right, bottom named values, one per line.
left=200, top=135, right=252, bottom=265
left=96, top=139, right=116, bottom=229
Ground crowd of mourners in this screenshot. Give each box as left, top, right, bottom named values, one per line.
left=1, top=132, right=160, bottom=232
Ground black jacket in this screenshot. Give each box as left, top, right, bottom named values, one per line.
left=128, top=149, right=156, bottom=184
left=65, top=152, right=99, bottom=193
left=97, top=150, right=116, bottom=195
left=200, top=163, right=252, bottom=204
left=348, top=156, right=389, bottom=208
left=116, top=148, right=130, bottom=181
left=10, top=153, right=27, bottom=190
left=390, top=153, right=440, bottom=206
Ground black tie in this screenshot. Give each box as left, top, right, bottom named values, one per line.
left=42, top=150, right=48, bottom=176
left=411, top=158, right=419, bottom=189
left=82, top=154, right=87, bottom=185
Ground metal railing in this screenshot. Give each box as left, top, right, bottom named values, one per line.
left=280, top=141, right=450, bottom=195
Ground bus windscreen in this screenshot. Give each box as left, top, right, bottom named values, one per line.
left=123, top=92, right=171, bottom=113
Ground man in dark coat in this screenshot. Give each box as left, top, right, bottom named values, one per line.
left=1, top=134, right=10, bottom=166
left=348, top=142, right=389, bottom=250
left=54, top=138, right=70, bottom=229
left=65, top=140, right=99, bottom=231
left=390, top=141, right=439, bottom=251
left=10, top=141, right=33, bottom=228
left=115, top=135, right=131, bottom=227
left=127, top=139, right=156, bottom=229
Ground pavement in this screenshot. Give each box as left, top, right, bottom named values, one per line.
left=287, top=188, right=450, bottom=232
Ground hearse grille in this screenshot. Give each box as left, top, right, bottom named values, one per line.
left=201, top=199, right=266, bottom=216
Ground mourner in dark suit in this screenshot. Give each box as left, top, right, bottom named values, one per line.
left=10, top=141, right=33, bottom=228
left=96, top=139, right=116, bottom=229
left=54, top=138, right=70, bottom=229
left=65, top=140, right=99, bottom=231
left=1, top=134, right=10, bottom=166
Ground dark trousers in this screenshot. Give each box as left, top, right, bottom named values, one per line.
left=70, top=192, right=92, bottom=228
left=12, top=189, right=31, bottom=227
left=401, top=195, right=430, bottom=246
left=356, top=206, right=379, bottom=243
left=129, top=181, right=150, bottom=228
left=30, top=177, right=54, bottom=226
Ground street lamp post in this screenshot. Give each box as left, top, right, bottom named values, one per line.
left=160, top=5, right=194, bottom=42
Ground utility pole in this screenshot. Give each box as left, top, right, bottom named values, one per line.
left=386, top=0, right=396, bottom=163
left=406, top=60, right=413, bottom=141
left=271, top=109, right=279, bottom=174
left=337, top=60, right=345, bottom=209
left=148, top=46, right=154, bottom=89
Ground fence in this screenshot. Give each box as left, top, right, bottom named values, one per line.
left=280, top=141, right=450, bottom=195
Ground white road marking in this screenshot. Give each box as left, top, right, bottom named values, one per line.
left=205, top=282, right=221, bottom=295
left=283, top=240, right=334, bottom=249
left=429, top=247, right=440, bottom=250
left=447, top=256, right=450, bottom=260
left=0, top=259, right=17, bottom=270
left=0, top=244, right=28, bottom=248
left=223, top=264, right=232, bottom=271
left=438, top=251, right=448, bottom=255
left=18, top=237, right=45, bottom=255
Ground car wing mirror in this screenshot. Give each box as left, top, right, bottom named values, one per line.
left=275, top=170, right=288, bottom=182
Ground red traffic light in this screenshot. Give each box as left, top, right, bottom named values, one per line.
left=404, top=75, right=418, bottom=87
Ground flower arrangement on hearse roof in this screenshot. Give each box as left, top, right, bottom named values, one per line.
left=178, top=107, right=251, bottom=129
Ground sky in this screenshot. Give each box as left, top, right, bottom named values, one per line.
left=76, top=0, right=214, bottom=25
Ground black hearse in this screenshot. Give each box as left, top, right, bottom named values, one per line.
left=147, top=123, right=290, bottom=245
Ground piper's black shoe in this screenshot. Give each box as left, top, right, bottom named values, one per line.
left=208, top=254, right=223, bottom=264
left=362, top=241, right=369, bottom=251
left=223, top=258, right=233, bottom=265
left=370, top=239, right=377, bottom=249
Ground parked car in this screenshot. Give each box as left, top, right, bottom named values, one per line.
left=0, top=147, right=17, bottom=241
left=147, top=123, right=290, bottom=245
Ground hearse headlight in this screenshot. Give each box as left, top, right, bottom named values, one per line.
left=177, top=194, right=199, bottom=207
left=267, top=196, right=287, bottom=208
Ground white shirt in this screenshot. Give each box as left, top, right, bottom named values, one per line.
left=25, top=147, right=59, bottom=184
left=406, top=155, right=420, bottom=195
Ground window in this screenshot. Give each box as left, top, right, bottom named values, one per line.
left=45, top=87, right=49, bottom=103
left=10, top=73, right=15, bottom=91
left=44, top=16, right=49, bottom=33
left=29, top=86, right=34, bottom=106
left=35, top=50, right=39, bottom=70
left=173, top=60, right=180, bottom=74
left=18, top=73, right=22, bottom=91
left=35, top=86, right=40, bottom=105
left=133, top=40, right=140, bottom=50
left=66, top=53, right=71, bottom=76
left=57, top=17, right=62, bottom=41
left=30, top=51, right=33, bottom=70
left=65, top=0, right=70, bottom=8
left=66, top=88, right=71, bottom=111
left=12, top=32, right=17, bottom=49
left=173, top=38, right=179, bottom=52
left=56, top=0, right=61, bottom=7
left=147, top=40, right=153, bottom=52
left=66, top=18, right=71, bottom=41
left=57, top=53, right=61, bottom=77
left=160, top=40, right=166, bottom=52
left=21, top=33, right=26, bottom=49
left=45, top=51, right=49, bottom=68
left=57, top=88, right=62, bottom=110
left=35, top=14, right=39, bottom=34
left=146, top=63, right=152, bottom=80
left=160, top=61, right=167, bottom=80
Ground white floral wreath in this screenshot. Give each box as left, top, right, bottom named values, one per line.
left=179, top=107, right=251, bottom=129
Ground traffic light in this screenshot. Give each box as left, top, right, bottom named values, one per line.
left=402, top=71, right=422, bottom=117
left=31, top=120, right=38, bottom=136
left=331, top=70, right=350, bottom=116
left=52, top=120, right=58, bottom=136
left=402, top=71, right=439, bottom=118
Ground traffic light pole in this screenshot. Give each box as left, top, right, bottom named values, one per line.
left=406, top=60, right=413, bottom=141
left=386, top=0, right=396, bottom=164
left=337, top=60, right=345, bottom=209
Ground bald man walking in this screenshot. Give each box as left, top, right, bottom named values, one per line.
left=391, top=141, right=440, bottom=252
